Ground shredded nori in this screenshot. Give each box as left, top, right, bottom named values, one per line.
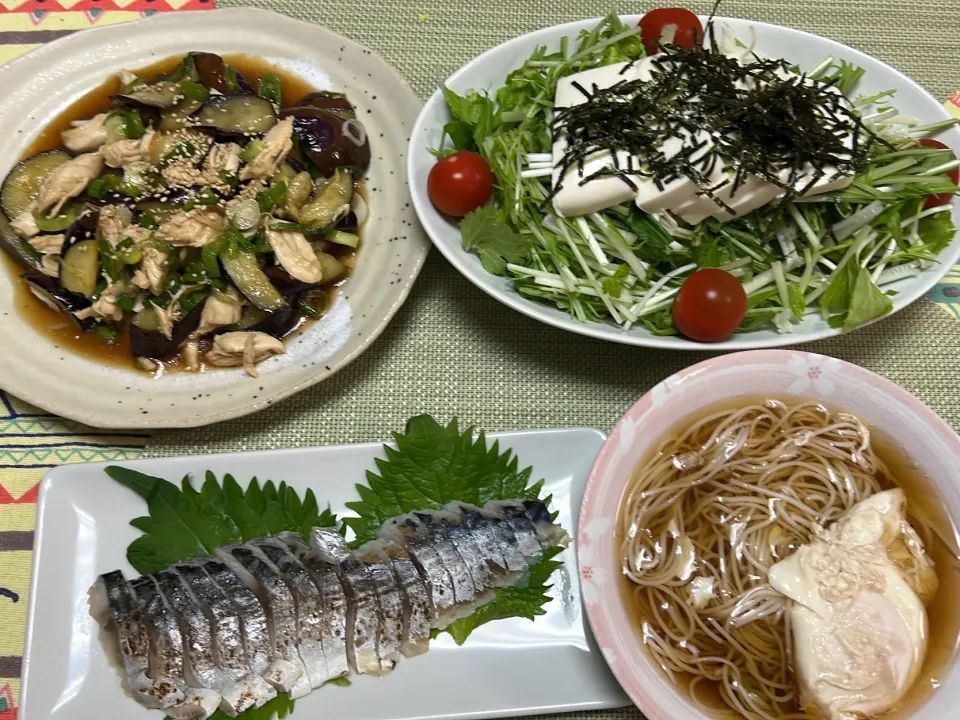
left=550, top=40, right=886, bottom=214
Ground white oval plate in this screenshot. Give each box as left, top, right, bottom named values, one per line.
left=0, top=8, right=430, bottom=428
left=408, top=15, right=960, bottom=350
left=21, top=428, right=629, bottom=719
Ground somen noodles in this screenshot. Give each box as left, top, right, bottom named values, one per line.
left=618, top=399, right=944, bottom=719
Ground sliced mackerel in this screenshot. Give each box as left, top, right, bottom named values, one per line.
left=215, top=544, right=307, bottom=697
left=311, top=528, right=383, bottom=676
left=353, top=541, right=405, bottom=673
left=359, top=539, right=433, bottom=658
left=174, top=563, right=277, bottom=714
left=131, top=576, right=221, bottom=720
left=276, top=532, right=350, bottom=682
left=93, top=496, right=569, bottom=716
left=247, top=537, right=334, bottom=688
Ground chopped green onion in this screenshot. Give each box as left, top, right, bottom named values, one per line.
left=224, top=65, right=242, bottom=93
left=240, top=139, right=263, bottom=164
left=257, top=73, right=283, bottom=105
left=94, top=324, right=118, bottom=342
left=178, top=79, right=210, bottom=102
left=256, top=181, right=288, bottom=212
left=33, top=206, right=78, bottom=232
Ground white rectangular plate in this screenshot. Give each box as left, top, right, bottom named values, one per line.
left=21, top=428, right=629, bottom=720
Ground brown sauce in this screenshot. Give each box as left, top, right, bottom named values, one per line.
left=2, top=54, right=359, bottom=373
left=615, top=395, right=960, bottom=719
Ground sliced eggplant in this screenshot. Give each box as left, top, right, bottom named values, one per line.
left=297, top=91, right=355, bottom=117
left=113, top=81, right=183, bottom=109
left=190, top=53, right=253, bottom=95
left=158, top=97, right=204, bottom=132
left=61, top=209, right=100, bottom=254
left=21, top=272, right=95, bottom=330
left=196, top=94, right=277, bottom=136
left=299, top=169, right=353, bottom=234
left=219, top=247, right=286, bottom=310
left=281, top=107, right=370, bottom=176
left=1, top=150, right=72, bottom=220
left=130, top=302, right=203, bottom=359
left=263, top=266, right=319, bottom=295
left=0, top=212, right=39, bottom=269
left=60, top=238, right=99, bottom=298
left=244, top=299, right=301, bottom=338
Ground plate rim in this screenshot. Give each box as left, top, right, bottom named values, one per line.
left=0, top=7, right=432, bottom=429
left=19, top=425, right=626, bottom=719
left=407, top=13, right=960, bottom=350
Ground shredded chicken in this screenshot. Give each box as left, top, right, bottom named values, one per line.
left=151, top=301, right=180, bottom=340
left=98, top=205, right=130, bottom=247
left=29, top=234, right=65, bottom=277
left=11, top=209, right=39, bottom=238
left=240, top=117, right=293, bottom=181
left=134, top=356, right=158, bottom=373
left=61, top=113, right=109, bottom=153
left=155, top=209, right=224, bottom=247
left=131, top=247, right=168, bottom=294
left=266, top=227, right=324, bottom=283
left=75, top=283, right=124, bottom=322
left=182, top=341, right=200, bottom=372
left=28, top=234, right=64, bottom=255
left=35, top=153, right=103, bottom=216
left=101, top=130, right=156, bottom=169
left=205, top=142, right=242, bottom=177
left=196, top=287, right=243, bottom=336
left=161, top=164, right=211, bottom=188
left=118, top=69, right=139, bottom=87
left=205, top=331, right=284, bottom=377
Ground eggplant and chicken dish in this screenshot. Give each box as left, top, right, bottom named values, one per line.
left=0, top=52, right=370, bottom=377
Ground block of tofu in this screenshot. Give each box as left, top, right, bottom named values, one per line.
left=551, top=60, right=651, bottom=218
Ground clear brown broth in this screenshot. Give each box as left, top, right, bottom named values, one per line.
left=615, top=395, right=960, bottom=718
left=1, top=54, right=359, bottom=373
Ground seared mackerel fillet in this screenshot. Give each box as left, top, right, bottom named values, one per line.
left=91, top=498, right=568, bottom=718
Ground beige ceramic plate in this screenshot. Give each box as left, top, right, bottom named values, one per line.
left=0, top=8, right=429, bottom=429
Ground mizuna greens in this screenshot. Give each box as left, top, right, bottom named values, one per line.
left=432, top=15, right=959, bottom=336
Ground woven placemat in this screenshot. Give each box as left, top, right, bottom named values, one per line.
left=143, top=3, right=960, bottom=717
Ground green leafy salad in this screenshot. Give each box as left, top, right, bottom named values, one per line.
left=430, top=15, right=959, bottom=337
left=105, top=415, right=564, bottom=720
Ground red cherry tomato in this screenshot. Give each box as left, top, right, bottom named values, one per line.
left=673, top=269, right=747, bottom=342
left=638, top=8, right=704, bottom=54
left=918, top=138, right=959, bottom=210
left=427, top=151, right=495, bottom=217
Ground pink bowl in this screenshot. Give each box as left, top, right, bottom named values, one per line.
left=578, top=349, right=960, bottom=720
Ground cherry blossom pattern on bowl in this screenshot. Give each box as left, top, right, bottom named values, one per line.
left=577, top=349, right=960, bottom=720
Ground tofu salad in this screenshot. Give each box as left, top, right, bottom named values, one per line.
left=0, top=52, right=369, bottom=375
left=427, top=10, right=959, bottom=341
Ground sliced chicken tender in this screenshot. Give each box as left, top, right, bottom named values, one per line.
left=196, top=287, right=243, bottom=336
left=240, top=117, right=293, bottom=181
left=266, top=228, right=324, bottom=284
left=62, top=113, right=109, bottom=153
left=156, top=209, right=224, bottom=248
left=205, top=332, right=284, bottom=378
left=35, top=152, right=103, bottom=216
left=102, top=130, right=156, bottom=169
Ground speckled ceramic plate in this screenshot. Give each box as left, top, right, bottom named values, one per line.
left=0, top=8, right=429, bottom=429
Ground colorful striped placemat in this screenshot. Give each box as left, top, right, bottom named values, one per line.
left=0, top=5, right=214, bottom=716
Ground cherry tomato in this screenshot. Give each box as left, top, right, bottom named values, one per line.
left=638, top=8, right=704, bottom=54
left=427, top=151, right=495, bottom=217
left=673, top=269, right=747, bottom=342
left=918, top=138, right=959, bottom=210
